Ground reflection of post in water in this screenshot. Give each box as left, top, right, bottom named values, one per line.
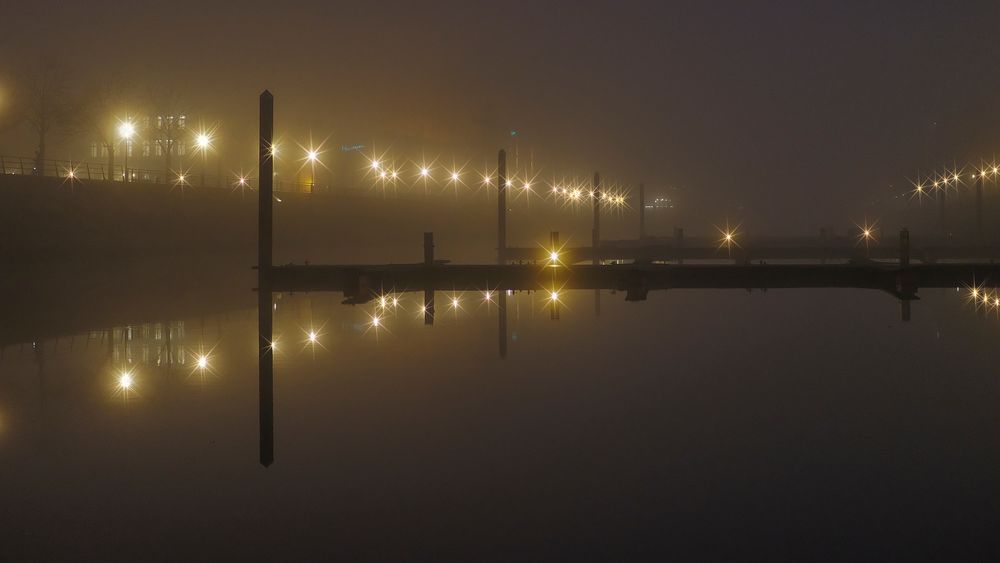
left=424, top=232, right=435, bottom=326
left=258, top=91, right=275, bottom=468
left=498, top=291, right=508, bottom=359
left=550, top=231, right=560, bottom=321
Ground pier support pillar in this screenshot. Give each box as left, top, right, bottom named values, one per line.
left=258, top=90, right=274, bottom=468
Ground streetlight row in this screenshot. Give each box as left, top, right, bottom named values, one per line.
left=910, top=159, right=1000, bottom=197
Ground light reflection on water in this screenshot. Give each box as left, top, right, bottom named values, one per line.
left=2, top=286, right=1000, bottom=559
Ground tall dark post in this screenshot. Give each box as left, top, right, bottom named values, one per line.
left=976, top=175, right=984, bottom=242
left=424, top=232, right=434, bottom=265
left=423, top=232, right=434, bottom=326
left=939, top=183, right=947, bottom=235
left=899, top=228, right=910, bottom=268
left=258, top=90, right=274, bottom=468
left=498, top=149, right=507, bottom=265
left=674, top=227, right=685, bottom=264
left=592, top=172, right=602, bottom=264
left=593, top=172, right=601, bottom=316
left=638, top=182, right=646, bottom=240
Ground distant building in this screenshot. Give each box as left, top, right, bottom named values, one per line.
left=89, top=113, right=190, bottom=162
left=646, top=196, right=674, bottom=209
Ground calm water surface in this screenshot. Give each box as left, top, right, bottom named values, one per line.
left=2, top=268, right=999, bottom=560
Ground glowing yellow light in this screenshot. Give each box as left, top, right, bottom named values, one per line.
left=270, top=144, right=279, bottom=156
left=863, top=229, right=872, bottom=238
left=973, top=288, right=980, bottom=298
left=550, top=291, right=559, bottom=301
left=118, top=121, right=135, bottom=139
left=392, top=297, right=399, bottom=307
left=238, top=176, right=248, bottom=186
left=484, top=291, right=493, bottom=301
left=372, top=315, right=381, bottom=327
left=391, top=171, right=399, bottom=179
left=550, top=250, right=559, bottom=262
left=307, top=150, right=319, bottom=162
left=308, top=331, right=318, bottom=343
left=379, top=170, right=387, bottom=179
left=195, top=133, right=211, bottom=150
left=420, top=167, right=430, bottom=177
left=523, top=182, right=531, bottom=190
left=67, top=170, right=75, bottom=178
left=371, top=160, right=381, bottom=170
left=118, top=372, right=134, bottom=390
left=379, top=296, right=388, bottom=308
left=451, top=172, right=460, bottom=181
left=505, top=180, right=514, bottom=188
left=451, top=297, right=460, bottom=308
left=178, top=174, right=186, bottom=183
left=197, top=355, right=209, bottom=369
left=270, top=339, right=278, bottom=351
left=483, top=175, right=492, bottom=184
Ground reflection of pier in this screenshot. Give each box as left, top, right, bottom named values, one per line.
left=253, top=92, right=1000, bottom=467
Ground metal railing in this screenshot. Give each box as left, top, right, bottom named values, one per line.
left=0, top=155, right=335, bottom=193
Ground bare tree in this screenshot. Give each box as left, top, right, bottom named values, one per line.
left=16, top=58, right=77, bottom=174
left=80, top=77, right=130, bottom=177
left=146, top=87, right=188, bottom=175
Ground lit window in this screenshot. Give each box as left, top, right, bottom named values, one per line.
left=178, top=115, right=186, bottom=128
left=157, top=116, right=163, bottom=130
left=155, top=142, right=163, bottom=156
left=176, top=141, right=186, bottom=156
left=90, top=142, right=98, bottom=158
left=142, top=141, right=151, bottom=157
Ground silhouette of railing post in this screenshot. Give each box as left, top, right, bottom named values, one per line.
left=498, top=149, right=507, bottom=265
left=258, top=90, right=275, bottom=468
left=424, top=232, right=435, bottom=326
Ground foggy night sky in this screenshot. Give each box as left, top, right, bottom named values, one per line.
left=2, top=0, right=1000, bottom=231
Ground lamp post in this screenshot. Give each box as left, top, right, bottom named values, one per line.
left=195, top=132, right=211, bottom=187
left=306, top=149, right=319, bottom=194
left=117, top=120, right=135, bottom=183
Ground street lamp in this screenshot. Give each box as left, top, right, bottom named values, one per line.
left=117, top=120, right=135, bottom=183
